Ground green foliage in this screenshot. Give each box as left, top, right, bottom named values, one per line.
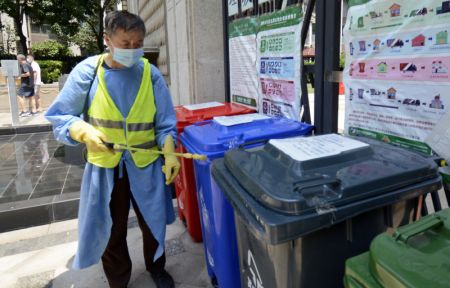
left=37, top=60, right=63, bottom=84
left=72, top=23, right=102, bottom=56
left=31, top=41, right=73, bottom=58
left=347, top=0, right=371, bottom=7
left=339, top=52, right=345, bottom=70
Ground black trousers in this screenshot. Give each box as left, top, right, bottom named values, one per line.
left=101, top=167, right=165, bottom=288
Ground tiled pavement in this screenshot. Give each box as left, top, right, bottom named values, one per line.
left=0, top=132, right=84, bottom=232
left=0, top=131, right=211, bottom=287
left=0, top=216, right=211, bottom=288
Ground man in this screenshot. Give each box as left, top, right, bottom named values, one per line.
left=17, top=54, right=36, bottom=117
left=27, top=55, right=42, bottom=112
left=45, top=11, right=179, bottom=288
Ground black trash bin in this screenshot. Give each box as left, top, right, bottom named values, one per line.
left=211, top=134, right=442, bottom=288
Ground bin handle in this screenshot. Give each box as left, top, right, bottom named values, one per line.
left=293, top=177, right=340, bottom=195
left=238, top=139, right=268, bottom=149
left=393, top=214, right=443, bottom=243
left=193, top=120, right=213, bottom=126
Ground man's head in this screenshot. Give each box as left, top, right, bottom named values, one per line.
left=17, top=54, right=26, bottom=64
left=103, top=11, right=146, bottom=68
left=104, top=11, right=145, bottom=51
left=27, top=54, right=34, bottom=63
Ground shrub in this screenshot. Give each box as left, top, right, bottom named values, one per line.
left=37, top=60, right=63, bottom=83
left=31, top=40, right=73, bottom=58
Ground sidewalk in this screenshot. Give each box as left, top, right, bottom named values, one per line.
left=0, top=214, right=210, bottom=288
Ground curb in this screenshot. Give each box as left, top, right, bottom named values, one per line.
left=0, top=124, right=52, bottom=136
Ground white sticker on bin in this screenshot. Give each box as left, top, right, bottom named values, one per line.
left=213, top=113, right=270, bottom=126
left=182, top=102, right=225, bottom=110
left=269, top=134, right=369, bottom=161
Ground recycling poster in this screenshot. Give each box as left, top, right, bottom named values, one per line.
left=343, top=0, right=450, bottom=154
left=228, top=6, right=303, bottom=120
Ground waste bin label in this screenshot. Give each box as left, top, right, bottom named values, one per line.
left=269, top=134, right=369, bottom=161
left=213, top=113, right=270, bottom=126
left=183, top=102, right=225, bottom=110
left=247, top=250, right=264, bottom=288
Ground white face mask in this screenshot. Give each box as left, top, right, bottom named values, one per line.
left=112, top=46, right=144, bottom=67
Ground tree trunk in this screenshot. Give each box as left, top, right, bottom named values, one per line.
left=97, top=1, right=105, bottom=52
left=14, top=17, right=28, bottom=54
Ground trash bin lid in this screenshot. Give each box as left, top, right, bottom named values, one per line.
left=175, top=102, right=255, bottom=133
left=368, top=208, right=450, bottom=288
left=224, top=134, right=438, bottom=215
left=212, top=134, right=442, bottom=244
left=179, top=114, right=313, bottom=160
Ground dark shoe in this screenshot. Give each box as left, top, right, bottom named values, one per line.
left=151, top=270, right=174, bottom=288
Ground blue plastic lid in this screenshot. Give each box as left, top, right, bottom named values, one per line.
left=179, top=114, right=313, bottom=160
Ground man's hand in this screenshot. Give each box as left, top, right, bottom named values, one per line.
left=161, top=134, right=180, bottom=185
left=69, top=120, right=114, bottom=154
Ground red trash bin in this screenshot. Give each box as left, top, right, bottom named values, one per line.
left=175, top=102, right=255, bottom=242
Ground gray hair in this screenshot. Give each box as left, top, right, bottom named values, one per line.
left=104, top=10, right=146, bottom=36
left=17, top=54, right=26, bottom=60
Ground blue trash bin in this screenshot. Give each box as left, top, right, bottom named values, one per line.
left=179, top=114, right=313, bottom=287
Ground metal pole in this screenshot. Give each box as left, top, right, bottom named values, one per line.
left=322, top=0, right=341, bottom=133
left=223, top=0, right=231, bottom=102
left=314, top=0, right=341, bottom=134
left=7, top=75, right=20, bottom=126
left=300, top=0, right=315, bottom=124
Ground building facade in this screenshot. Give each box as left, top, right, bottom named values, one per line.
left=128, top=0, right=226, bottom=106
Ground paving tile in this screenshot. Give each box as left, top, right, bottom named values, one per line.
left=14, top=270, right=54, bottom=288
left=30, top=188, right=63, bottom=199
left=52, top=200, right=79, bottom=222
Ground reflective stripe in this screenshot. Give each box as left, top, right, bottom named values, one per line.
left=128, top=122, right=154, bottom=131
left=88, top=117, right=123, bottom=129
left=132, top=141, right=157, bottom=149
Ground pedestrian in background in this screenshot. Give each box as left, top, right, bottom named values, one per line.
left=45, top=11, right=179, bottom=288
left=16, top=54, right=36, bottom=117
left=27, top=54, right=42, bottom=112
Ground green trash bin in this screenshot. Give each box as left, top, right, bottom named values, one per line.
left=344, top=208, right=450, bottom=288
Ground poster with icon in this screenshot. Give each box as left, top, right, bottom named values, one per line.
left=228, top=5, right=303, bottom=120
left=343, top=0, right=450, bottom=154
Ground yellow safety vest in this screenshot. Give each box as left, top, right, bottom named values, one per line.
left=86, top=55, right=159, bottom=168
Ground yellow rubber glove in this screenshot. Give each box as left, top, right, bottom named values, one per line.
left=161, top=134, right=180, bottom=185
left=69, top=120, right=114, bottom=154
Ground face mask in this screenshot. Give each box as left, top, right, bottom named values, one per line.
left=112, top=46, right=144, bottom=67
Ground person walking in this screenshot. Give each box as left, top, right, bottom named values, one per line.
left=16, top=54, right=36, bottom=117
left=45, top=11, right=179, bottom=288
left=27, top=54, right=42, bottom=112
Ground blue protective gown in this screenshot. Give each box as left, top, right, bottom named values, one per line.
left=45, top=56, right=176, bottom=269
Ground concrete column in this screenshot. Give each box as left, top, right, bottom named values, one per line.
left=165, top=0, right=225, bottom=105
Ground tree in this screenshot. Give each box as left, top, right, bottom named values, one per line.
left=0, top=22, right=17, bottom=54
left=0, top=0, right=84, bottom=53
left=0, top=0, right=43, bottom=53
left=0, top=0, right=120, bottom=54
left=80, top=0, right=121, bottom=53
left=71, top=22, right=102, bottom=56
left=50, top=0, right=120, bottom=55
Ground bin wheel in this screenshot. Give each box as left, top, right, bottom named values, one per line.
left=211, top=278, right=218, bottom=288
